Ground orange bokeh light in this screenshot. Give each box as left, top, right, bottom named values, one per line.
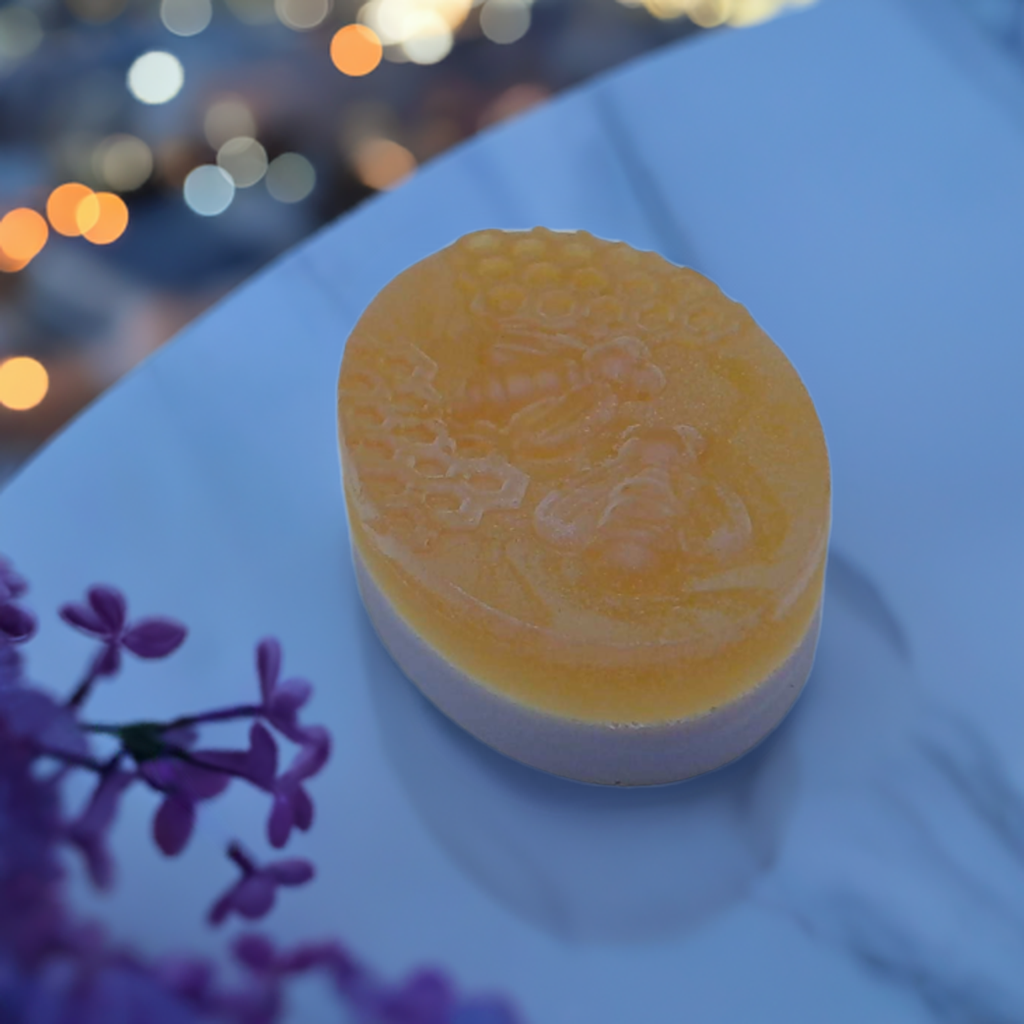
left=330, top=24, right=383, bottom=77
left=47, top=183, right=97, bottom=237
left=0, top=208, right=49, bottom=263
left=0, top=250, right=31, bottom=274
left=0, top=356, right=49, bottom=412
left=354, top=137, right=417, bottom=191
left=78, top=192, right=129, bottom=245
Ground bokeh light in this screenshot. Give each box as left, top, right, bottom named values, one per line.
left=400, top=10, right=453, bottom=63
left=353, top=137, right=417, bottom=190
left=184, top=165, right=236, bottom=216
left=480, top=0, right=531, bottom=43
left=204, top=98, right=257, bottom=149
left=0, top=253, right=30, bottom=274
left=726, top=0, right=816, bottom=26
left=160, top=0, right=213, bottom=36
left=625, top=0, right=815, bottom=26
left=683, top=0, right=729, bottom=26
left=0, top=209, right=49, bottom=264
left=358, top=0, right=471, bottom=47
left=331, top=25, right=383, bottom=76
left=265, top=153, right=316, bottom=202
left=65, top=0, right=127, bottom=22
left=94, top=134, right=154, bottom=192
left=0, top=357, right=49, bottom=412
left=78, top=192, right=130, bottom=244
left=127, top=51, right=186, bottom=105
left=275, top=0, right=331, bottom=30
left=224, top=0, right=276, bottom=24
left=217, top=137, right=268, bottom=188
left=46, top=183, right=96, bottom=237
left=0, top=7, right=43, bottom=60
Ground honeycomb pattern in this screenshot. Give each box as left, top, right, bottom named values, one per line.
left=452, top=227, right=740, bottom=347
left=338, top=228, right=831, bottom=660
left=340, top=343, right=529, bottom=548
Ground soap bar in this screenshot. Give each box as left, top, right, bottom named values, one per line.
left=338, top=228, right=830, bottom=785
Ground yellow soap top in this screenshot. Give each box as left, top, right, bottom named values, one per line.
left=338, top=228, right=830, bottom=724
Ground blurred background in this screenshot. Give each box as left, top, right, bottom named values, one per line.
left=0, top=0, right=1020, bottom=485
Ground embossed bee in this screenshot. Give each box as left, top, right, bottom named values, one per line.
left=450, top=331, right=667, bottom=466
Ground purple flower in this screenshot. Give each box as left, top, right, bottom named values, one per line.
left=191, top=721, right=279, bottom=792
left=256, top=638, right=314, bottom=744
left=0, top=557, right=27, bottom=604
left=138, top=757, right=231, bottom=857
left=209, top=843, right=314, bottom=926
left=66, top=767, right=136, bottom=888
left=0, top=685, right=90, bottom=758
left=233, top=934, right=364, bottom=986
left=372, top=968, right=457, bottom=1024
left=0, top=601, right=36, bottom=645
left=128, top=722, right=276, bottom=857
left=60, top=585, right=187, bottom=680
left=268, top=726, right=330, bottom=849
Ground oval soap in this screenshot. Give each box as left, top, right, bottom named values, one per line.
left=338, top=228, right=830, bottom=785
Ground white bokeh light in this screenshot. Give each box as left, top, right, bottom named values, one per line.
left=160, top=0, right=213, bottom=36
left=0, top=7, right=43, bottom=60
left=274, top=0, right=331, bottom=30
left=400, top=10, right=452, bottom=63
left=265, top=153, right=316, bottom=203
left=183, top=164, right=235, bottom=216
left=216, top=136, right=268, bottom=188
left=479, top=0, right=530, bottom=43
left=127, top=51, right=185, bottom=104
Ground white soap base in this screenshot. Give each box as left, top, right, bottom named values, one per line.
left=353, top=545, right=823, bottom=786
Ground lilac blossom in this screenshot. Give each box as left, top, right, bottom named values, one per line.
left=208, top=843, right=315, bottom=926
left=60, top=586, right=187, bottom=706
left=0, top=556, right=525, bottom=1024
left=0, top=600, right=36, bottom=644
left=135, top=723, right=278, bottom=857
left=256, top=638, right=315, bottom=744
left=0, top=684, right=90, bottom=759
left=229, top=935, right=522, bottom=1024
left=268, top=725, right=330, bottom=848
left=66, top=765, right=136, bottom=888
left=0, top=557, right=27, bottom=604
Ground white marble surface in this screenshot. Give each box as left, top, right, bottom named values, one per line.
left=2, top=0, right=1024, bottom=1021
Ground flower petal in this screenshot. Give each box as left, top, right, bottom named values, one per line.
left=67, top=769, right=135, bottom=888
left=269, top=678, right=312, bottom=717
left=267, top=791, right=293, bottom=849
left=233, top=875, right=276, bottom=919
left=0, top=603, right=37, bottom=642
left=284, top=727, right=331, bottom=784
left=193, top=723, right=278, bottom=790
left=209, top=886, right=239, bottom=926
left=122, top=618, right=187, bottom=659
left=93, top=643, right=122, bottom=678
left=247, top=722, right=278, bottom=788
left=257, top=638, right=282, bottom=704
left=87, top=586, right=127, bottom=633
left=232, top=934, right=277, bottom=973
left=292, top=785, right=314, bottom=832
left=266, top=858, right=314, bottom=886
left=59, top=602, right=108, bottom=636
left=174, top=760, right=231, bottom=801
left=37, top=703, right=91, bottom=758
left=392, top=969, right=456, bottom=1022
left=0, top=559, right=27, bottom=601
left=153, top=794, right=195, bottom=856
